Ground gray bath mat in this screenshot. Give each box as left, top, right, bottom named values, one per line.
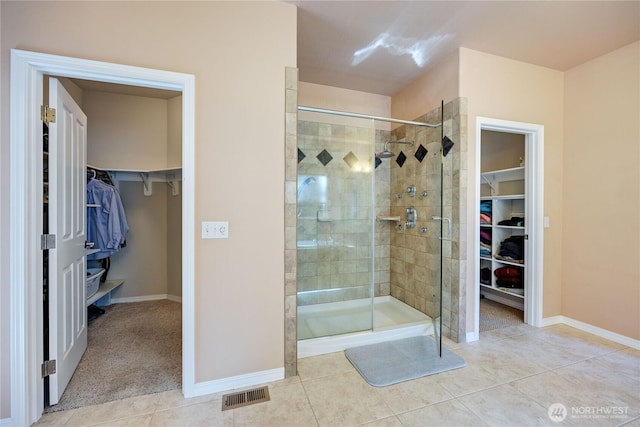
left=344, top=336, right=466, bottom=387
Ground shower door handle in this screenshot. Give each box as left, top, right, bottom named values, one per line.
left=432, top=216, right=451, bottom=240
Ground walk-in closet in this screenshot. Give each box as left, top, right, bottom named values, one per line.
left=478, top=130, right=526, bottom=332
left=43, top=77, right=183, bottom=411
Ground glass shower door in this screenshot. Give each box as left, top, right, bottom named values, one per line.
left=432, top=101, right=445, bottom=356
left=296, top=112, right=375, bottom=339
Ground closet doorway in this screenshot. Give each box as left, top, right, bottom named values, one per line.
left=43, top=76, right=184, bottom=410
left=473, top=117, right=544, bottom=341
left=9, top=49, right=195, bottom=425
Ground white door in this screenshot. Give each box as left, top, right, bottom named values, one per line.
left=48, top=78, right=88, bottom=404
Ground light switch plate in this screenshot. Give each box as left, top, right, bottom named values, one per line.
left=202, top=221, right=229, bottom=239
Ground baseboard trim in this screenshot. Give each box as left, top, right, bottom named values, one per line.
left=187, top=367, right=285, bottom=399
left=542, top=315, right=640, bottom=350
left=111, top=294, right=182, bottom=304
left=167, top=295, right=183, bottom=303
left=466, top=331, right=479, bottom=342
left=0, top=418, right=13, bottom=426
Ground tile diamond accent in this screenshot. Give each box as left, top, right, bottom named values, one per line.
left=298, top=148, right=306, bottom=164
left=375, top=157, right=382, bottom=169
left=414, top=144, right=428, bottom=162
left=316, top=149, right=333, bottom=166
left=343, top=151, right=359, bottom=168
left=395, top=151, right=407, bottom=167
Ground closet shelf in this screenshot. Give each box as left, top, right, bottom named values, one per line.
left=494, top=258, right=525, bottom=268
left=480, top=283, right=524, bottom=299
left=494, top=225, right=525, bottom=230
left=481, top=194, right=525, bottom=201
left=86, top=279, right=124, bottom=307
left=87, top=164, right=182, bottom=196
left=481, top=166, right=524, bottom=183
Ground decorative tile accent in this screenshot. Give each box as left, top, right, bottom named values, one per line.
left=298, top=148, right=306, bottom=164
left=414, top=144, right=428, bottom=162
left=343, top=151, right=358, bottom=168
left=316, top=149, right=333, bottom=166
left=443, top=136, right=455, bottom=157
left=375, top=157, right=382, bottom=169
left=395, top=151, right=407, bottom=167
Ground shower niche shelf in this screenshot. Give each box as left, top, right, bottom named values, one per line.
left=376, top=215, right=401, bottom=222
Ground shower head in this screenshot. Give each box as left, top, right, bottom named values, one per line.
left=375, top=141, right=414, bottom=160
left=376, top=149, right=395, bottom=159
left=375, top=142, right=395, bottom=159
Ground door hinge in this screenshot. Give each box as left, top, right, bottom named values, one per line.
left=41, top=105, right=56, bottom=124
left=524, top=234, right=529, bottom=240
left=41, top=234, right=56, bottom=250
left=41, top=360, right=56, bottom=378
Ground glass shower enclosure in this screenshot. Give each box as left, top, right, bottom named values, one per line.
left=296, top=106, right=444, bottom=353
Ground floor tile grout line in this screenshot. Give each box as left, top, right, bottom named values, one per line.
left=454, top=396, right=492, bottom=427
left=435, top=364, right=558, bottom=400
left=298, top=373, right=322, bottom=427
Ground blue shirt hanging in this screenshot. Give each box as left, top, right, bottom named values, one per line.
left=87, top=179, right=129, bottom=260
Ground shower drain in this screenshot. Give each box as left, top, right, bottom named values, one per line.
left=221, top=386, right=270, bottom=411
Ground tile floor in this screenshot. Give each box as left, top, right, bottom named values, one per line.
left=35, top=324, right=639, bottom=427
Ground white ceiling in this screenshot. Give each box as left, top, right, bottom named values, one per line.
left=294, top=1, right=640, bottom=95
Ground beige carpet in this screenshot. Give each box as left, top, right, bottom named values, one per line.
left=46, top=299, right=181, bottom=412
left=479, top=298, right=524, bottom=332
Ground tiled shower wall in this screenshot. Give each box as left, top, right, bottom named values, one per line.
left=296, top=120, right=392, bottom=306
left=388, top=99, right=467, bottom=342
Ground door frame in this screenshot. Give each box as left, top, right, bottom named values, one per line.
left=472, top=117, right=544, bottom=341
left=9, top=49, right=196, bottom=425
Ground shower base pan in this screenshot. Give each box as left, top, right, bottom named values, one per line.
left=298, top=296, right=433, bottom=358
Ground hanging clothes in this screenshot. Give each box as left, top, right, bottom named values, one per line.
left=87, top=178, right=129, bottom=260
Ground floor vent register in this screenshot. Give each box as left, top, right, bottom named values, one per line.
left=221, top=386, right=270, bottom=411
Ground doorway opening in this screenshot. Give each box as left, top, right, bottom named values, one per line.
left=472, top=117, right=544, bottom=341
left=9, top=49, right=195, bottom=426
left=42, top=76, right=184, bottom=411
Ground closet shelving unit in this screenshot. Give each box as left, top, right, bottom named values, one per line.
left=86, top=279, right=124, bottom=307
left=88, top=164, right=183, bottom=196
left=480, top=166, right=525, bottom=310
left=85, top=164, right=182, bottom=306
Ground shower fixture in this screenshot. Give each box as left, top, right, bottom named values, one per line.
left=375, top=141, right=414, bottom=159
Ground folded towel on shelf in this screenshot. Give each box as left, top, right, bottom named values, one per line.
left=480, top=213, right=492, bottom=224
left=480, top=229, right=492, bottom=245
left=498, top=217, right=525, bottom=227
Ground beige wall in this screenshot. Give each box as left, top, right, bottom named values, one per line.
left=84, top=90, right=181, bottom=299
left=167, top=183, right=183, bottom=298
left=108, top=181, right=169, bottom=298
left=299, top=81, right=390, bottom=118
left=167, top=95, right=183, bottom=298
left=167, top=96, right=182, bottom=168
left=391, top=50, right=459, bottom=122
left=562, top=41, right=640, bottom=340
left=459, top=48, right=565, bottom=334
left=0, top=1, right=296, bottom=418
left=84, top=91, right=169, bottom=170
left=480, top=130, right=525, bottom=172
